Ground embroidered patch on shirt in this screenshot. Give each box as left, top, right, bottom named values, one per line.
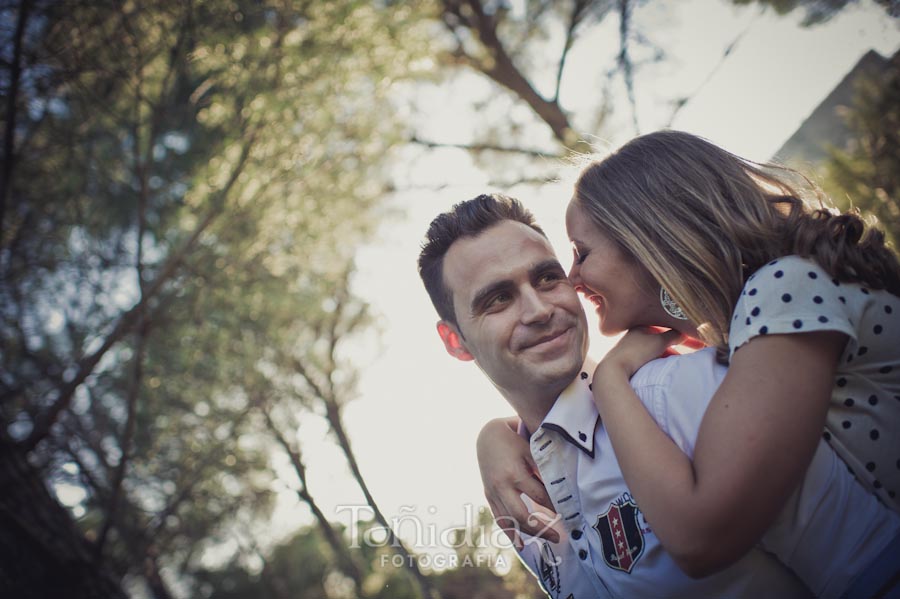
left=537, top=541, right=561, bottom=596
left=593, top=497, right=645, bottom=574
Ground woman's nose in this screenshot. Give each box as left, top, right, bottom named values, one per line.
left=567, top=259, right=580, bottom=286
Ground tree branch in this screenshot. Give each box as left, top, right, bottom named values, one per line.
left=314, top=295, right=440, bottom=599
left=665, top=19, right=756, bottom=127
left=554, top=0, right=591, bottom=103
left=147, top=451, right=221, bottom=538
left=510, top=0, right=555, bottom=55
left=0, top=0, right=33, bottom=247
left=258, top=402, right=367, bottom=595
left=488, top=174, right=560, bottom=188
left=95, top=79, right=153, bottom=558
left=617, top=0, right=639, bottom=135
left=23, top=124, right=259, bottom=452
left=440, top=0, right=590, bottom=152
left=322, top=397, right=439, bottom=599
left=410, top=135, right=563, bottom=158
left=286, top=286, right=441, bottom=598
left=0, top=436, right=128, bottom=597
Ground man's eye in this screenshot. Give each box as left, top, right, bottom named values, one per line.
left=538, top=272, right=563, bottom=286
left=486, top=293, right=511, bottom=309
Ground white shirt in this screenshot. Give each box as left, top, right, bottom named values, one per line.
left=516, top=348, right=900, bottom=598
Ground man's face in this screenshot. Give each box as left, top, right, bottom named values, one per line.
left=440, top=220, right=588, bottom=398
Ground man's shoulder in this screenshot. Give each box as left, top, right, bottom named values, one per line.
left=629, top=347, right=727, bottom=428
left=630, top=347, right=723, bottom=391
left=629, top=348, right=726, bottom=455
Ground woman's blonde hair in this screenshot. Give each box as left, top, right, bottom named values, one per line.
left=573, top=130, right=900, bottom=355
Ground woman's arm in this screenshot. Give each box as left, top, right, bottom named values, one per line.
left=594, top=328, right=846, bottom=577
left=476, top=417, right=560, bottom=548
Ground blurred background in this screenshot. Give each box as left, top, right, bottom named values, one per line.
left=1, top=1, right=898, bottom=597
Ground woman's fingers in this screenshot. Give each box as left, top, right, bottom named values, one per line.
left=659, top=328, right=687, bottom=347
left=488, top=496, right=523, bottom=550
left=523, top=510, right=562, bottom=543
left=519, top=469, right=554, bottom=512
left=489, top=482, right=561, bottom=547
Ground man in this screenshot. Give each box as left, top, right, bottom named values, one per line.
left=417, top=194, right=899, bottom=598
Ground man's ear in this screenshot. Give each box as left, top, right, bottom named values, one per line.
left=437, top=321, right=474, bottom=362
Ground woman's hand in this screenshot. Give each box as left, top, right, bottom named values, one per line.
left=476, top=417, right=560, bottom=548
left=598, top=327, right=686, bottom=379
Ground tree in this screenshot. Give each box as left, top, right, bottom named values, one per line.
left=247, top=265, right=441, bottom=599
left=729, top=0, right=899, bottom=25
left=823, top=51, right=900, bottom=248
left=422, top=0, right=899, bottom=176
left=0, top=0, right=434, bottom=596
left=191, top=512, right=546, bottom=599
left=439, top=0, right=606, bottom=151
left=7, top=1, right=893, bottom=597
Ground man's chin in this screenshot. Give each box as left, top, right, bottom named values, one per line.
left=532, top=352, right=586, bottom=386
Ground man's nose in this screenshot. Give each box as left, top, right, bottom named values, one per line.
left=519, top=287, right=553, bottom=324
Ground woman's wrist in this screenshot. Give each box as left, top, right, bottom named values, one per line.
left=596, top=353, right=637, bottom=380
left=592, top=359, right=636, bottom=416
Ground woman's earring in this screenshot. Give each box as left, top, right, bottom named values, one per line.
left=660, top=288, right=688, bottom=320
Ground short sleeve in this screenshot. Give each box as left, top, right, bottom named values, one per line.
left=729, top=256, right=858, bottom=359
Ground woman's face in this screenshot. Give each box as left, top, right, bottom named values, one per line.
left=565, top=200, right=662, bottom=335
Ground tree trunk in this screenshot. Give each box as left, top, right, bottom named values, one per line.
left=0, top=0, right=32, bottom=246
left=0, top=438, right=127, bottom=599
left=261, top=405, right=368, bottom=595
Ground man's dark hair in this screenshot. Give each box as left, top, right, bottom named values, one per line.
left=417, top=193, right=546, bottom=327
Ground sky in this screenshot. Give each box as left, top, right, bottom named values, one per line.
left=258, top=0, right=900, bottom=567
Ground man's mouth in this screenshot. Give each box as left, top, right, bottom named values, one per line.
left=521, top=326, right=573, bottom=351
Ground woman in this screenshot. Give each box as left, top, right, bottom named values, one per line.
left=480, top=130, right=900, bottom=592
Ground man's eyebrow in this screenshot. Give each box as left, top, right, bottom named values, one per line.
left=469, top=259, right=565, bottom=315
left=531, top=259, right=565, bottom=277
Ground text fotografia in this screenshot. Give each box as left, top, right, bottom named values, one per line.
left=380, top=553, right=512, bottom=570
left=334, top=504, right=560, bottom=551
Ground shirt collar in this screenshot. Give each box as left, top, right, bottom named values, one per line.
left=539, top=359, right=599, bottom=458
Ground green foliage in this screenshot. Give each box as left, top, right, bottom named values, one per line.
left=729, top=0, right=898, bottom=25
left=822, top=53, right=900, bottom=248
left=1, top=0, right=434, bottom=594
left=20, top=0, right=891, bottom=596
left=730, top=0, right=850, bottom=24
left=195, top=526, right=338, bottom=599
left=191, top=516, right=547, bottom=599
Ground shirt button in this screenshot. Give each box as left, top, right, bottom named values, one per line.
left=578, top=549, right=587, bottom=560
left=571, top=530, right=583, bottom=540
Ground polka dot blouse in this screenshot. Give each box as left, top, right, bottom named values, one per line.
left=730, top=255, right=900, bottom=512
